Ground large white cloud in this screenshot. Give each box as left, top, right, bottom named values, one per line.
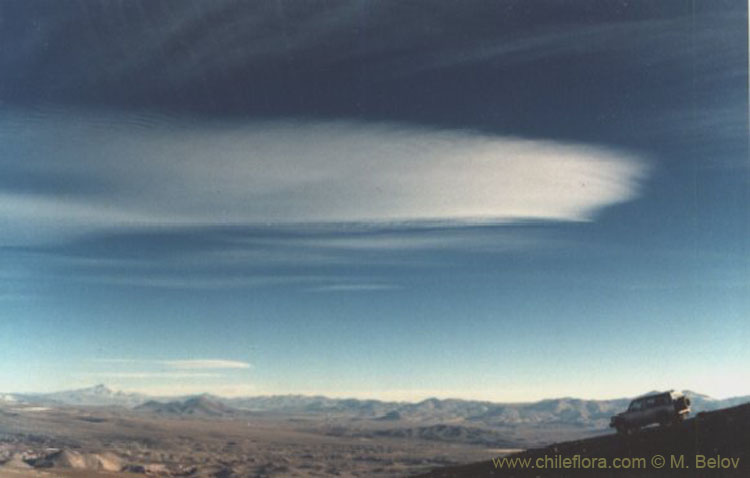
left=0, top=111, right=649, bottom=244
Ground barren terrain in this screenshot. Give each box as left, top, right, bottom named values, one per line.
left=2, top=388, right=747, bottom=478
left=0, top=402, right=508, bottom=478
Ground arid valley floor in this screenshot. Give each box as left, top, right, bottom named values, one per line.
left=0, top=405, right=509, bottom=478
left=0, top=401, right=517, bottom=478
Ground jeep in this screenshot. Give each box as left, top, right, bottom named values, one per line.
left=610, top=391, right=691, bottom=435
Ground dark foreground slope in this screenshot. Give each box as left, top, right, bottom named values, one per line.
left=414, top=402, right=750, bottom=478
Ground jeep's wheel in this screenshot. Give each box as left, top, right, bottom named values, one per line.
left=675, top=396, right=691, bottom=411
left=616, top=425, right=627, bottom=435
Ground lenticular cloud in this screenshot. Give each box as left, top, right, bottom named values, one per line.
left=0, top=111, right=649, bottom=243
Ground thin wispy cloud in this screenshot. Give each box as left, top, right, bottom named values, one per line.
left=10, top=224, right=572, bottom=290
left=84, top=372, right=220, bottom=379
left=309, top=283, right=401, bottom=293
left=68, top=273, right=331, bottom=291
left=164, top=360, right=251, bottom=370
left=93, top=358, right=251, bottom=370
left=390, top=13, right=745, bottom=80
left=1, top=2, right=741, bottom=118
left=84, top=359, right=251, bottom=389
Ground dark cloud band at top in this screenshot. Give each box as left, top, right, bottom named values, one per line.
left=0, top=0, right=745, bottom=147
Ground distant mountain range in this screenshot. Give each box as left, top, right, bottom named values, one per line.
left=10, top=384, right=149, bottom=408
left=135, top=395, right=235, bottom=417
left=4, top=385, right=749, bottom=430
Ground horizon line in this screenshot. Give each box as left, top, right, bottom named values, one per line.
left=7, top=383, right=745, bottom=405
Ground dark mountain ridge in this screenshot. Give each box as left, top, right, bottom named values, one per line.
left=413, top=402, right=750, bottom=477
left=134, top=395, right=236, bottom=417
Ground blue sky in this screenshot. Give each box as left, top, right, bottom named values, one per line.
left=0, top=0, right=747, bottom=401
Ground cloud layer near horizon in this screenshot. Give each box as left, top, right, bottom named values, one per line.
left=94, top=358, right=251, bottom=370
left=0, top=111, right=648, bottom=245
